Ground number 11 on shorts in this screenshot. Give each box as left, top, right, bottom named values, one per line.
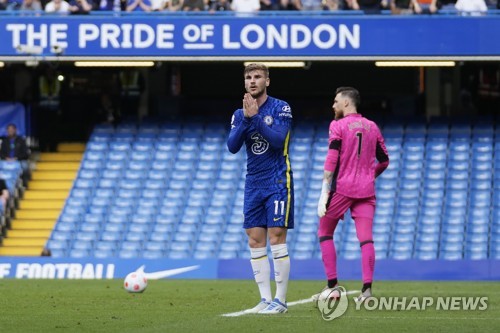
left=274, top=200, right=285, bottom=216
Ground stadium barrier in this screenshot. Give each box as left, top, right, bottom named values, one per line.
left=0, top=258, right=498, bottom=280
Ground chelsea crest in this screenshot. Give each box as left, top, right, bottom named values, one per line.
left=264, top=115, right=273, bottom=126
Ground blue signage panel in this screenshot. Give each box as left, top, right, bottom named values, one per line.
left=0, top=258, right=218, bottom=279
left=0, top=258, right=498, bottom=280
left=219, top=259, right=500, bottom=281
left=0, top=103, right=26, bottom=136
left=0, top=15, right=499, bottom=58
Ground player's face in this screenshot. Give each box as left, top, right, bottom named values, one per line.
left=332, top=94, right=344, bottom=120
left=244, top=70, right=269, bottom=99
left=7, top=126, right=16, bottom=137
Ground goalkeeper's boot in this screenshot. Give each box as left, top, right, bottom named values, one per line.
left=243, top=299, right=270, bottom=314
left=258, top=298, right=288, bottom=314
left=312, top=285, right=340, bottom=307
left=354, top=285, right=372, bottom=304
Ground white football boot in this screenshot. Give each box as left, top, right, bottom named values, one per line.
left=243, top=299, right=271, bottom=314
left=258, top=298, right=288, bottom=314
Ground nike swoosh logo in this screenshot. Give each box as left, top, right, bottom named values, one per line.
left=135, top=265, right=200, bottom=280
left=273, top=217, right=282, bottom=221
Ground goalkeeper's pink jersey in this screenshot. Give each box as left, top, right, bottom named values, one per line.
left=324, top=113, right=389, bottom=199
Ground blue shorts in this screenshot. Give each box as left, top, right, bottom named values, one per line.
left=243, top=186, right=294, bottom=229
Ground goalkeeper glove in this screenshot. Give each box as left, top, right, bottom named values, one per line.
left=317, top=181, right=330, bottom=218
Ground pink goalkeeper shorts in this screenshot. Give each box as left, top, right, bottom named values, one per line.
left=326, top=192, right=376, bottom=221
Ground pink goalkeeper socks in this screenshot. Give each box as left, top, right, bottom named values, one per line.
left=320, top=238, right=337, bottom=280
left=355, top=217, right=375, bottom=284
left=361, top=241, right=375, bottom=283
left=318, top=217, right=339, bottom=281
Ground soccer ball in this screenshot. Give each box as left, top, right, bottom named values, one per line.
left=124, top=271, right=148, bottom=293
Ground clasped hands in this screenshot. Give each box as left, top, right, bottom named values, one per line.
left=243, top=93, right=259, bottom=118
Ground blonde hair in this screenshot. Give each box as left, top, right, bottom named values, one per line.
left=244, top=63, right=269, bottom=78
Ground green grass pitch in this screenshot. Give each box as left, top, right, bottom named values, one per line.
left=0, top=279, right=498, bottom=333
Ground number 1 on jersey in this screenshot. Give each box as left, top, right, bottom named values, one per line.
left=356, top=132, right=363, bottom=157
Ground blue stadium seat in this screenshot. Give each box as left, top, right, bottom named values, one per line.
left=149, top=159, right=173, bottom=172
left=218, top=250, right=238, bottom=259
left=128, top=160, right=150, bottom=171
left=143, top=250, right=165, bottom=259
left=416, top=232, right=439, bottom=243
left=469, top=190, right=491, bottom=207
left=470, top=180, right=491, bottom=191
left=95, top=240, right=117, bottom=251
left=78, top=169, right=100, bottom=180
left=97, top=178, right=116, bottom=189
left=133, top=141, right=154, bottom=152
left=100, top=231, right=122, bottom=242
left=152, top=223, right=174, bottom=236
left=142, top=189, right=165, bottom=199
left=157, top=132, right=179, bottom=144
left=193, top=250, right=214, bottom=260
left=131, top=151, right=152, bottom=162
left=104, top=161, right=125, bottom=172
left=87, top=141, right=109, bottom=151
left=95, top=188, right=115, bottom=199
left=66, top=196, right=89, bottom=208
left=108, top=151, right=128, bottom=162
left=69, top=249, right=91, bottom=258
left=341, top=250, right=361, bottom=260
left=84, top=150, right=107, bottom=161
left=156, top=211, right=179, bottom=225
left=90, top=132, right=112, bottom=142
left=46, top=239, right=69, bottom=251
left=168, top=250, right=191, bottom=259
left=119, top=178, right=143, bottom=190
left=74, top=178, right=95, bottom=190
left=55, top=221, right=78, bottom=232
left=79, top=223, right=101, bottom=233
left=121, top=241, right=143, bottom=252
left=109, top=142, right=131, bottom=151
left=415, top=250, right=438, bottom=260
left=71, top=239, right=94, bottom=251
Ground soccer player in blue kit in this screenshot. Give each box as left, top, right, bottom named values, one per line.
left=227, top=63, right=294, bottom=314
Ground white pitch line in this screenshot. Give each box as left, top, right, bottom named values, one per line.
left=221, top=290, right=360, bottom=317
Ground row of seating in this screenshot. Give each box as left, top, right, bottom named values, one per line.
left=47, top=120, right=500, bottom=259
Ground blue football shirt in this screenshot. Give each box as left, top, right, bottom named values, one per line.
left=227, top=96, right=293, bottom=189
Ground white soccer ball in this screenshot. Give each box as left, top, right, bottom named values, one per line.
left=124, top=271, right=148, bottom=293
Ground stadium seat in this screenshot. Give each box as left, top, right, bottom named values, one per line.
left=69, top=249, right=92, bottom=258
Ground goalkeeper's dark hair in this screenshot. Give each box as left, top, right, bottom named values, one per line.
left=244, top=63, right=269, bottom=78
left=336, top=87, right=361, bottom=109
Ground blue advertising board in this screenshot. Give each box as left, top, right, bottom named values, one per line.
left=0, top=103, right=26, bottom=136
left=0, top=14, right=499, bottom=59
left=0, top=257, right=218, bottom=279
left=0, top=258, right=498, bottom=280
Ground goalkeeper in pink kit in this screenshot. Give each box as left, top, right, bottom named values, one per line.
left=317, top=87, right=389, bottom=302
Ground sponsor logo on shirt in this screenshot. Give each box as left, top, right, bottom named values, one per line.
left=279, top=105, right=292, bottom=118
left=250, top=132, right=269, bottom=155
